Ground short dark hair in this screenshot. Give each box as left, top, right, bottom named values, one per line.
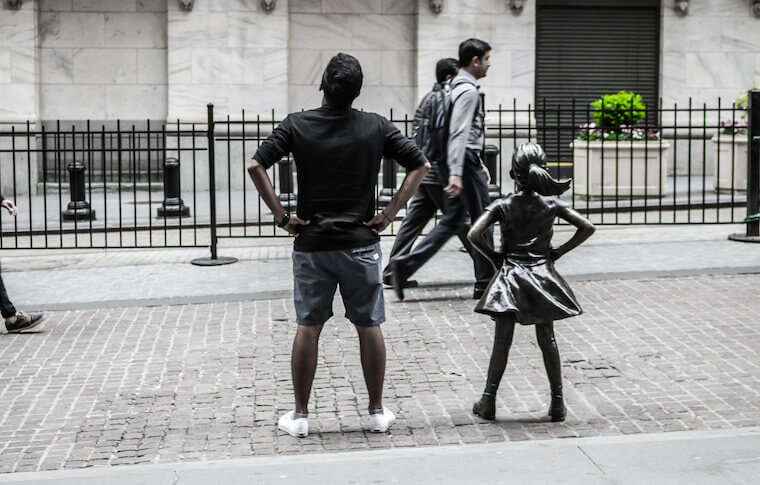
left=435, top=58, right=459, bottom=84
left=458, top=38, right=491, bottom=67
left=321, top=53, right=363, bottom=109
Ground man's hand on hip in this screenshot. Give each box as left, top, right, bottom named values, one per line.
left=283, top=215, right=310, bottom=237
left=444, top=175, right=463, bottom=198
left=364, top=210, right=393, bottom=234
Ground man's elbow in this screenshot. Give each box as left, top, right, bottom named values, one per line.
left=247, top=158, right=262, bottom=175
left=422, top=161, right=431, bottom=173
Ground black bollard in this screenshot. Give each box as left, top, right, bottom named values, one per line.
left=377, top=157, right=397, bottom=209
left=62, top=160, right=96, bottom=221
left=157, top=157, right=190, bottom=218
left=277, top=155, right=297, bottom=211
left=484, top=144, right=503, bottom=202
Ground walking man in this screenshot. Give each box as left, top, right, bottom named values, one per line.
left=390, top=38, right=495, bottom=300
left=381, top=58, right=475, bottom=289
left=248, top=53, right=429, bottom=438
left=1, top=195, right=45, bottom=333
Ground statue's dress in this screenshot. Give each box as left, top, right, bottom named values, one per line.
left=474, top=193, right=582, bottom=324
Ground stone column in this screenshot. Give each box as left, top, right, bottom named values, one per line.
left=0, top=0, right=39, bottom=197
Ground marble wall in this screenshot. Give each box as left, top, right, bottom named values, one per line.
left=661, top=0, right=760, bottom=107
left=287, top=0, right=416, bottom=117
left=168, top=0, right=289, bottom=121
left=416, top=0, right=535, bottom=114
left=38, top=0, right=167, bottom=121
left=1, top=2, right=38, bottom=196
left=0, top=1, right=38, bottom=121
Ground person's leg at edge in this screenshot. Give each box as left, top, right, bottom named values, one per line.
left=535, top=321, right=566, bottom=421
left=0, top=274, right=18, bottom=320
left=291, top=323, right=325, bottom=415
left=473, top=314, right=516, bottom=420
left=354, top=324, right=386, bottom=411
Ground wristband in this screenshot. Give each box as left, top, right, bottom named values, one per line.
left=276, top=212, right=291, bottom=228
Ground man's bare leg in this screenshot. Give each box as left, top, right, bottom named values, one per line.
left=354, top=325, right=386, bottom=410
left=291, top=323, right=324, bottom=414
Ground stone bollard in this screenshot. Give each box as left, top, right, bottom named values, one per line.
left=484, top=144, right=503, bottom=202
left=157, top=157, right=190, bottom=218
left=377, top=157, right=397, bottom=209
left=61, top=161, right=96, bottom=221
left=277, top=156, right=297, bottom=211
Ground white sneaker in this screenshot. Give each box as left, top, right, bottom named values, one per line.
left=278, top=411, right=308, bottom=438
left=368, top=408, right=396, bottom=433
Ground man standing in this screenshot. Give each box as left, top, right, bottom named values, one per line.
left=390, top=39, right=495, bottom=300
left=248, top=53, right=429, bottom=438
left=381, top=58, right=475, bottom=289
left=1, top=195, right=45, bottom=333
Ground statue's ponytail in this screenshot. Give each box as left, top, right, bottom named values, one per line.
left=526, top=164, right=571, bottom=196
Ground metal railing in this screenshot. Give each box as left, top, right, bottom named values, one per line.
left=0, top=94, right=758, bottom=253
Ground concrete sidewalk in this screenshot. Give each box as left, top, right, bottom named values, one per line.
left=0, top=428, right=758, bottom=484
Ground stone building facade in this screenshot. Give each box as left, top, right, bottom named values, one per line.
left=1, top=0, right=759, bottom=195
left=2, top=0, right=758, bottom=123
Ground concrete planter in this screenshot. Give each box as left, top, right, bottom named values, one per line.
left=710, top=135, right=747, bottom=193
left=572, top=140, right=670, bottom=199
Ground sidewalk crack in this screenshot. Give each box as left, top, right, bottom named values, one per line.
left=578, top=446, right=607, bottom=476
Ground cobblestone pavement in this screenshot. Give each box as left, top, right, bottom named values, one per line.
left=0, top=270, right=759, bottom=473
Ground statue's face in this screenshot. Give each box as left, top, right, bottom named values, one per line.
left=430, top=0, right=443, bottom=14
left=261, top=0, right=276, bottom=11
left=179, top=0, right=193, bottom=10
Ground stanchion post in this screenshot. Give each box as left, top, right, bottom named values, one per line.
left=192, top=103, right=238, bottom=265
left=378, top=157, right=397, bottom=209
left=61, top=160, right=96, bottom=221
left=157, top=157, right=190, bottom=217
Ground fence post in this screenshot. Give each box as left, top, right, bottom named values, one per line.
left=191, top=103, right=238, bottom=265
left=61, top=161, right=96, bottom=221
left=729, top=89, right=760, bottom=243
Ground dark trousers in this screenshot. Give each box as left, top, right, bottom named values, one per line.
left=382, top=183, right=474, bottom=281
left=0, top=273, right=17, bottom=319
left=394, top=149, right=495, bottom=289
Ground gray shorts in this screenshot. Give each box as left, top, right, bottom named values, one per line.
left=292, top=242, right=385, bottom=327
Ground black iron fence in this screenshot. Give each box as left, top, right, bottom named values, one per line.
left=1, top=94, right=758, bottom=252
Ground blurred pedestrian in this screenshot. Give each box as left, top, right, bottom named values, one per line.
left=0, top=195, right=45, bottom=333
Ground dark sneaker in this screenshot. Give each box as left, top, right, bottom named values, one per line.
left=5, top=312, right=46, bottom=333
left=382, top=277, right=418, bottom=289
left=473, top=287, right=487, bottom=300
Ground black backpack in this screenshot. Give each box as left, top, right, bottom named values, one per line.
left=414, top=78, right=476, bottom=164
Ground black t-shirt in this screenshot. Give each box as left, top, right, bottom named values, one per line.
left=253, top=106, right=427, bottom=252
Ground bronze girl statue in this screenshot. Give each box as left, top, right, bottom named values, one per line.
left=467, top=142, right=595, bottom=422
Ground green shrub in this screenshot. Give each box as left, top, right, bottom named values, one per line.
left=590, top=91, right=647, bottom=130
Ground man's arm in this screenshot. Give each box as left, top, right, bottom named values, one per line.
left=445, top=86, right=479, bottom=197
left=247, top=159, right=309, bottom=236
left=247, top=117, right=309, bottom=236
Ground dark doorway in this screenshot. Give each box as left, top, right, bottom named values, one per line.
left=535, top=0, right=661, bottom=177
